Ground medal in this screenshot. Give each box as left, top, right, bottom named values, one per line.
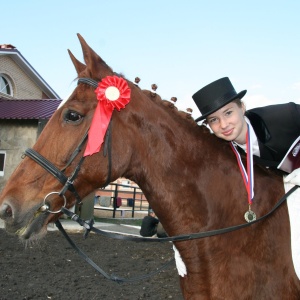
left=231, top=122, right=256, bottom=222
left=244, top=209, right=256, bottom=223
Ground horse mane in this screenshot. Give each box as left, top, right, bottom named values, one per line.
left=129, top=76, right=198, bottom=125
left=72, top=58, right=282, bottom=183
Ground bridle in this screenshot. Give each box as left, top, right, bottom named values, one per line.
left=23, top=77, right=113, bottom=214
left=22, top=76, right=299, bottom=283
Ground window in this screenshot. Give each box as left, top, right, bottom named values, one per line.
left=0, top=151, right=6, bottom=176
left=0, top=75, right=12, bottom=96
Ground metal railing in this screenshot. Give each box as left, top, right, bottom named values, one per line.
left=95, top=183, right=149, bottom=218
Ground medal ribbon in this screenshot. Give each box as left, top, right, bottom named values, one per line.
left=230, top=122, right=254, bottom=206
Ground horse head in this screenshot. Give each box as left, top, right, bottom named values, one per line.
left=0, top=34, right=201, bottom=240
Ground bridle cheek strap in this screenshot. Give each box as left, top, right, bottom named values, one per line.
left=24, top=148, right=84, bottom=204
left=102, top=120, right=112, bottom=187
left=22, top=76, right=115, bottom=209
left=23, top=120, right=112, bottom=207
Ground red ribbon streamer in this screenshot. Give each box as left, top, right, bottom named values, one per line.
left=83, top=76, right=131, bottom=156
left=230, top=122, right=254, bottom=205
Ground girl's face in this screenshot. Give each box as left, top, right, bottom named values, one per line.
left=206, top=101, right=247, bottom=144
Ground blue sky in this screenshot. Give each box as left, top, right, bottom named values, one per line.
left=2, top=0, right=300, bottom=118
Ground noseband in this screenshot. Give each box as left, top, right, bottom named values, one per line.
left=23, top=78, right=112, bottom=214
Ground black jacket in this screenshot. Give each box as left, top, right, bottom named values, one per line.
left=140, top=216, right=159, bottom=237
left=245, top=102, right=300, bottom=168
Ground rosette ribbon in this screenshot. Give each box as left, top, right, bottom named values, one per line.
left=83, top=76, right=131, bottom=156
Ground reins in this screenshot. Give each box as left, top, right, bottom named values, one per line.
left=60, top=185, right=298, bottom=243
left=53, top=184, right=298, bottom=283
left=22, top=76, right=299, bottom=283
left=54, top=219, right=175, bottom=283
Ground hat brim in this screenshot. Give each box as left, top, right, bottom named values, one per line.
left=194, top=90, right=247, bottom=122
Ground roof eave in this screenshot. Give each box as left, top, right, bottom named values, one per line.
left=0, top=49, right=60, bottom=99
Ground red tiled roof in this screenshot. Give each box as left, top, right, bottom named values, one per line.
left=0, top=98, right=62, bottom=119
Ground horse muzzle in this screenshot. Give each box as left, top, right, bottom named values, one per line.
left=0, top=195, right=63, bottom=240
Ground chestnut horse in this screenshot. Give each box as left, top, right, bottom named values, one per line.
left=0, top=34, right=299, bottom=299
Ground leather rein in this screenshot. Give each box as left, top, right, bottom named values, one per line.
left=23, top=77, right=299, bottom=283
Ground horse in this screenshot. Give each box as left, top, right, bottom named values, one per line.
left=0, top=33, right=299, bottom=299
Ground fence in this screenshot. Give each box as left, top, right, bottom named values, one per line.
left=93, top=182, right=150, bottom=218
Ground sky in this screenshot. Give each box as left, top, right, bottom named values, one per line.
left=2, top=0, right=300, bottom=119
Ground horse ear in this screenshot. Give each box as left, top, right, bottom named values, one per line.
left=76, top=33, right=113, bottom=78
left=68, top=49, right=86, bottom=75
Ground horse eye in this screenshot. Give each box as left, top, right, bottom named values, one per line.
left=64, top=110, right=83, bottom=123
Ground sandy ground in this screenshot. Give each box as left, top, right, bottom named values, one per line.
left=0, top=221, right=183, bottom=300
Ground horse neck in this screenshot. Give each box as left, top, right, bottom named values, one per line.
left=110, top=93, right=285, bottom=239
left=116, top=92, right=232, bottom=216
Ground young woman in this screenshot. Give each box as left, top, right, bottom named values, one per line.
left=191, top=77, right=300, bottom=277
left=173, top=77, right=300, bottom=278
left=192, top=77, right=300, bottom=185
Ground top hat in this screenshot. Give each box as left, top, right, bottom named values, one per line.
left=192, top=77, right=247, bottom=122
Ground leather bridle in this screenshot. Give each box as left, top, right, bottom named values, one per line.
left=23, top=78, right=112, bottom=214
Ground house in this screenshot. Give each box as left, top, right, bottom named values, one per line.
left=0, top=44, right=61, bottom=191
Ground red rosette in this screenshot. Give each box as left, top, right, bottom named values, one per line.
left=84, top=76, right=131, bottom=157
left=95, top=76, right=131, bottom=111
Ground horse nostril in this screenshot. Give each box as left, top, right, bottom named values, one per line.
left=0, top=203, right=13, bottom=219
left=6, top=205, right=12, bottom=217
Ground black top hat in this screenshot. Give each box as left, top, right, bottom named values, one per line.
left=192, top=77, right=247, bottom=122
